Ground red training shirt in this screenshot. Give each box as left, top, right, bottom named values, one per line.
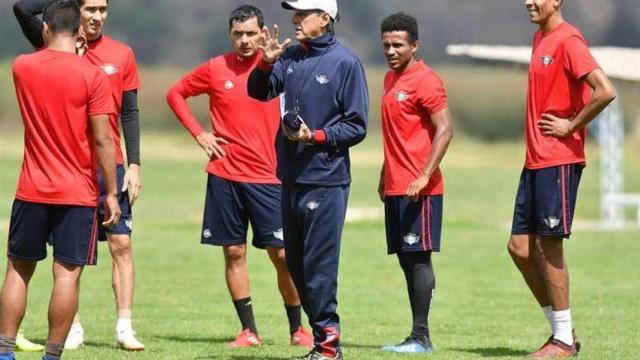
left=13, top=48, right=116, bottom=206
left=525, top=22, right=600, bottom=169
left=86, top=35, right=140, bottom=165
left=167, top=53, right=280, bottom=184
left=381, top=60, right=448, bottom=196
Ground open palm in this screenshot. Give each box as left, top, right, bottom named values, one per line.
left=259, top=25, right=292, bottom=64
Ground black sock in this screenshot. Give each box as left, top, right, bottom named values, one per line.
left=285, top=304, right=302, bottom=334
left=44, top=341, right=64, bottom=359
left=233, top=297, right=258, bottom=335
left=398, top=251, right=435, bottom=340
left=0, top=334, right=16, bottom=353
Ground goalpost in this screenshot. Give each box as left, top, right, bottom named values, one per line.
left=446, top=44, right=640, bottom=229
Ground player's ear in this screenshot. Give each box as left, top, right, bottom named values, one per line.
left=411, top=39, right=420, bottom=54
left=42, top=21, right=50, bottom=42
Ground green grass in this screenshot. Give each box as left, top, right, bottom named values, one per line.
left=0, top=132, right=638, bottom=359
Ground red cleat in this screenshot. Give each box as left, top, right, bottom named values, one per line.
left=291, top=326, right=314, bottom=348
left=227, top=329, right=262, bottom=348
left=536, top=330, right=581, bottom=353
left=528, top=339, right=578, bottom=358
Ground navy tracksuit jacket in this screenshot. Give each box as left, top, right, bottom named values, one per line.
left=248, top=33, right=368, bottom=355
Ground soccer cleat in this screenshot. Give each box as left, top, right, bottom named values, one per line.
left=289, top=349, right=343, bottom=360
left=15, top=332, right=44, bottom=352
left=381, top=336, right=434, bottom=353
left=227, top=329, right=262, bottom=348
left=291, top=326, right=314, bottom=348
left=527, top=339, right=578, bottom=358
left=115, top=330, right=145, bottom=351
left=64, top=323, right=84, bottom=350
left=537, top=329, right=581, bottom=354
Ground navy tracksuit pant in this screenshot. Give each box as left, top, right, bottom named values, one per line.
left=282, top=184, right=349, bottom=356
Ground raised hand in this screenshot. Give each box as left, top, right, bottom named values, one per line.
left=76, top=26, right=88, bottom=57
left=258, top=25, right=292, bottom=64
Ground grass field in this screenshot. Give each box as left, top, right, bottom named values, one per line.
left=0, top=132, right=638, bottom=359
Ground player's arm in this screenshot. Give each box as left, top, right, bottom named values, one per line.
left=13, top=0, right=48, bottom=49
left=378, top=162, right=385, bottom=203
left=90, top=113, right=121, bottom=228
left=406, top=108, right=454, bottom=201
left=247, top=25, right=290, bottom=102
left=538, top=68, right=617, bottom=138
left=120, top=90, right=142, bottom=205
left=166, top=69, right=228, bottom=159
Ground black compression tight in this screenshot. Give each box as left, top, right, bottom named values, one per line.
left=397, top=251, right=435, bottom=339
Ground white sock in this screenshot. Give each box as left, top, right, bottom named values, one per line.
left=552, top=309, right=573, bottom=346
left=116, top=318, right=132, bottom=334
left=542, top=306, right=554, bottom=334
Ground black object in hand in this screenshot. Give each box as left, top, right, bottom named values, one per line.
left=282, top=112, right=302, bottom=132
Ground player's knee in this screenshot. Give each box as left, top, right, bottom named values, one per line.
left=224, top=246, right=246, bottom=267
left=507, top=237, right=528, bottom=261
left=108, top=234, right=132, bottom=259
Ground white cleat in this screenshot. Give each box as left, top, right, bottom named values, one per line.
left=115, top=330, right=145, bottom=351
left=64, top=324, right=84, bottom=350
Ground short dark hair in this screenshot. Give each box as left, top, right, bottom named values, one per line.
left=75, top=0, right=109, bottom=7
left=380, top=12, right=419, bottom=43
left=228, top=5, right=264, bottom=31
left=43, top=0, right=81, bottom=35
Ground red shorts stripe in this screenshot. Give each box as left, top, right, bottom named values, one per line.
left=421, top=197, right=427, bottom=251
left=87, top=208, right=98, bottom=264
left=427, top=196, right=433, bottom=250
left=560, top=166, right=568, bottom=235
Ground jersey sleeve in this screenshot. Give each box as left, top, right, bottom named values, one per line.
left=122, top=48, right=140, bottom=91
left=180, top=60, right=212, bottom=97
left=88, top=71, right=116, bottom=116
left=563, top=36, right=600, bottom=80
left=417, top=72, right=448, bottom=116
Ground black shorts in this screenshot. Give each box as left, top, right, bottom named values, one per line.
left=201, top=175, right=284, bottom=249
left=511, top=164, right=584, bottom=238
left=97, top=165, right=132, bottom=241
left=8, top=199, right=98, bottom=266
left=384, top=195, right=443, bottom=254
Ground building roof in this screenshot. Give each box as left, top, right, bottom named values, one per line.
left=446, top=44, right=640, bottom=82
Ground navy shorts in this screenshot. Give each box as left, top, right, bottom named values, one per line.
left=384, top=195, right=443, bottom=254
left=8, top=199, right=98, bottom=266
left=97, top=165, right=132, bottom=241
left=201, top=174, right=284, bottom=249
left=511, top=164, right=584, bottom=238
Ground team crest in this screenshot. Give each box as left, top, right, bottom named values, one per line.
left=541, top=55, right=554, bottom=67
left=125, top=219, right=133, bottom=230
left=224, top=80, right=235, bottom=90
left=287, top=66, right=294, bottom=75
left=306, top=201, right=320, bottom=211
left=273, top=228, right=284, bottom=241
left=403, top=233, right=420, bottom=245
left=315, top=74, right=330, bottom=85
left=395, top=91, right=410, bottom=102
left=203, top=229, right=212, bottom=239
left=100, top=63, right=119, bottom=75
left=544, top=216, right=560, bottom=229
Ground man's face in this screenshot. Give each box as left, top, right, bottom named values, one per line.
left=229, top=17, right=263, bottom=58
left=524, top=0, right=560, bottom=24
left=291, top=10, right=328, bottom=41
left=80, top=0, right=108, bottom=41
left=382, top=31, right=418, bottom=72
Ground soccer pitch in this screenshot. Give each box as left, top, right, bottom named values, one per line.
left=0, top=132, right=638, bottom=359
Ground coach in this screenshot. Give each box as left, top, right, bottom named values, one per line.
left=248, top=1, right=368, bottom=359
